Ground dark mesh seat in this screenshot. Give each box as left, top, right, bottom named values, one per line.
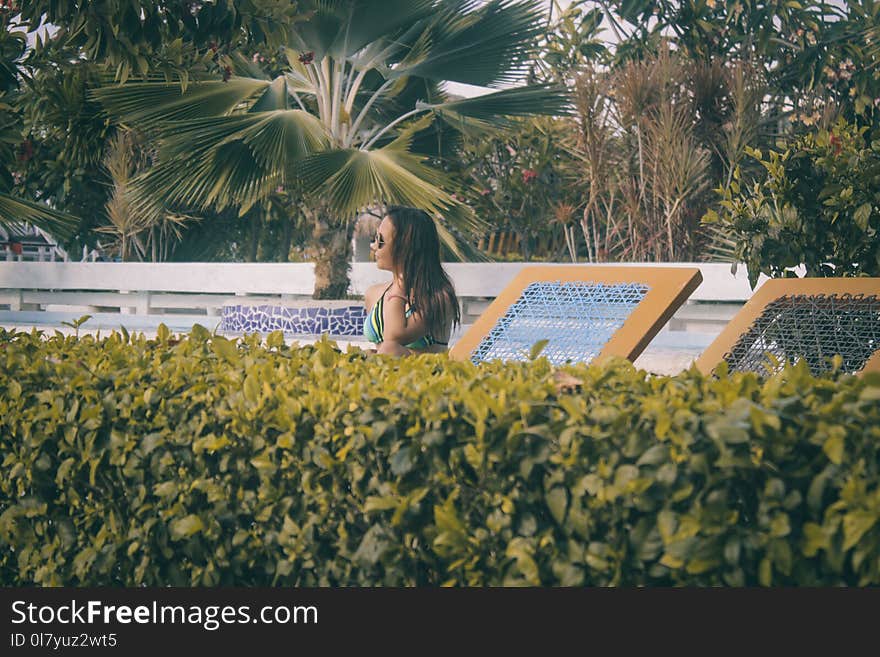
left=722, top=294, right=880, bottom=375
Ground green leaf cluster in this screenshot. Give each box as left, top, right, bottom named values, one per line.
left=1, top=327, right=879, bottom=586
left=19, top=1, right=302, bottom=84
left=0, top=12, right=81, bottom=240
left=454, top=115, right=577, bottom=261
left=704, top=119, right=880, bottom=287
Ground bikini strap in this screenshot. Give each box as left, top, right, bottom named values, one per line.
left=383, top=283, right=410, bottom=305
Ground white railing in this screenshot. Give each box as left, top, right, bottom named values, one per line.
left=0, top=261, right=773, bottom=332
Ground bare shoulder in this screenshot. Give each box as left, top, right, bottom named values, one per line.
left=364, top=282, right=388, bottom=309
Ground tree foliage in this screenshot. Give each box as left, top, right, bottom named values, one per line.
left=8, top=1, right=307, bottom=254
left=19, top=1, right=302, bottom=84
left=0, top=9, right=80, bottom=240
left=705, top=119, right=880, bottom=286
left=454, top=116, right=578, bottom=261
left=456, top=1, right=880, bottom=264
left=89, top=0, right=569, bottom=294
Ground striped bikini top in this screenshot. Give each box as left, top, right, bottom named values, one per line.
left=363, top=283, right=448, bottom=348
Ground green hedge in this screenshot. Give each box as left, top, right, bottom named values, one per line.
left=1, top=325, right=879, bottom=586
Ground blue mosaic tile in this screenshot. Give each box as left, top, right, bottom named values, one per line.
left=221, top=303, right=368, bottom=337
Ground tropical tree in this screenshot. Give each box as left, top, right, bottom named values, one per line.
left=18, top=0, right=302, bottom=85
left=704, top=119, right=880, bottom=286
left=12, top=1, right=308, bottom=255
left=455, top=116, right=579, bottom=261
left=92, top=0, right=569, bottom=298
left=0, top=9, right=78, bottom=241
left=13, top=55, right=114, bottom=252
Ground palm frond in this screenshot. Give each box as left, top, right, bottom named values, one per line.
left=130, top=140, right=278, bottom=219
left=381, top=113, right=438, bottom=151
left=427, top=84, right=572, bottom=128
left=354, top=73, right=445, bottom=137
left=91, top=78, right=272, bottom=127
left=298, top=145, right=477, bottom=229
left=0, top=193, right=79, bottom=242
left=251, top=77, right=290, bottom=111
left=287, top=1, right=346, bottom=61
left=238, top=110, right=330, bottom=169
left=390, top=0, right=547, bottom=87
left=131, top=111, right=328, bottom=215
left=229, top=52, right=272, bottom=80
left=346, top=20, right=427, bottom=72
left=297, top=143, right=488, bottom=259
left=329, top=0, right=435, bottom=58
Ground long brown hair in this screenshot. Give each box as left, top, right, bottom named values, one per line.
left=386, top=205, right=460, bottom=340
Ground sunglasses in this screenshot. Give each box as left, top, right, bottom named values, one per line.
left=371, top=232, right=386, bottom=249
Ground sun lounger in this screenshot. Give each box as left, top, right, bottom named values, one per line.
left=449, top=265, right=702, bottom=366
left=695, top=278, right=880, bottom=376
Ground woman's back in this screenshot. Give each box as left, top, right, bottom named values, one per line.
left=363, top=281, right=454, bottom=352
left=364, top=206, right=461, bottom=356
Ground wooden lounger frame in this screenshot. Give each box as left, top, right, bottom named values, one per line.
left=694, top=278, right=880, bottom=375
left=449, top=266, right=703, bottom=365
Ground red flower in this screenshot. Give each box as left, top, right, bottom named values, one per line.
left=521, top=169, right=538, bottom=183
left=299, top=51, right=315, bottom=65
left=829, top=134, right=842, bottom=156
left=17, top=139, right=33, bottom=163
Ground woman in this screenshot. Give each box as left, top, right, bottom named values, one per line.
left=363, top=206, right=460, bottom=356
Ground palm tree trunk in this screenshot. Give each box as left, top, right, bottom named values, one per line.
left=310, top=209, right=354, bottom=299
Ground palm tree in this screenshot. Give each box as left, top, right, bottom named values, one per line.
left=92, top=0, right=569, bottom=297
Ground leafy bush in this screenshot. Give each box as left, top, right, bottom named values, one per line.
left=704, top=119, right=880, bottom=287
left=455, top=116, right=577, bottom=262
left=1, top=326, right=879, bottom=586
